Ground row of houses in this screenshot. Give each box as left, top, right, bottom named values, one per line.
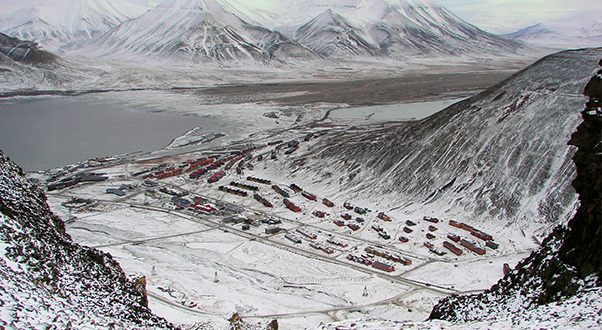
left=253, top=193, right=273, bottom=208
left=346, top=254, right=395, bottom=272
left=48, top=172, right=108, bottom=191
left=230, top=181, right=259, bottom=191
left=219, top=186, right=248, bottom=197
left=449, top=220, right=494, bottom=241
left=365, top=246, right=412, bottom=265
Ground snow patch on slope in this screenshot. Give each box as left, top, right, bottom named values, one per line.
left=0, top=150, right=173, bottom=328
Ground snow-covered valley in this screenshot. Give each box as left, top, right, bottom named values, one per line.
left=0, top=0, right=600, bottom=329
left=0, top=66, right=515, bottom=172
left=16, top=48, right=596, bottom=329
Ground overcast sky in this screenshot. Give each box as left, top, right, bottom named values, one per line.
left=438, top=0, right=602, bottom=33
left=1, top=0, right=600, bottom=33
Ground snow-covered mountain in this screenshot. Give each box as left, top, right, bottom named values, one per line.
left=46, top=0, right=524, bottom=62
left=264, top=48, right=602, bottom=232
left=64, top=0, right=317, bottom=63
left=0, top=0, right=147, bottom=51
left=506, top=23, right=556, bottom=40
left=294, top=9, right=383, bottom=57
left=379, top=0, right=523, bottom=56
left=260, top=0, right=525, bottom=58
left=505, top=21, right=602, bottom=50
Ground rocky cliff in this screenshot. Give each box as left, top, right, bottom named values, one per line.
left=0, top=151, right=174, bottom=328
left=429, top=59, right=602, bottom=322
left=0, top=32, right=56, bottom=63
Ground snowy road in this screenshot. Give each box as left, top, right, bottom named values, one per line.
left=57, top=182, right=485, bottom=298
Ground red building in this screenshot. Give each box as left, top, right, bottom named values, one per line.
left=372, top=261, right=395, bottom=272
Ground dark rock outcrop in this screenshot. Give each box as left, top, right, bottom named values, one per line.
left=0, top=150, right=174, bottom=328
left=564, top=59, right=602, bottom=280
left=429, top=59, right=602, bottom=321
left=0, top=32, right=56, bottom=64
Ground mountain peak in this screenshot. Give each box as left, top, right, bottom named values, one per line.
left=312, top=8, right=349, bottom=27
left=2, top=0, right=147, bottom=50
left=63, top=0, right=318, bottom=63
left=505, top=22, right=555, bottom=39
left=294, top=7, right=382, bottom=57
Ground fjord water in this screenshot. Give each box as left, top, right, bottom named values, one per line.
left=0, top=91, right=463, bottom=172
left=328, top=98, right=465, bottom=121
left=0, top=94, right=223, bottom=171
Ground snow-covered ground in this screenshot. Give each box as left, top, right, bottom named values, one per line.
left=30, top=48, right=600, bottom=329
left=43, top=130, right=541, bottom=328
left=314, top=286, right=602, bottom=329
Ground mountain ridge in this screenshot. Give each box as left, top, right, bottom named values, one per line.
left=262, top=48, right=602, bottom=232
left=429, top=56, right=601, bottom=323
left=2, top=0, right=147, bottom=51
left=2, top=0, right=526, bottom=63
left=62, top=0, right=317, bottom=63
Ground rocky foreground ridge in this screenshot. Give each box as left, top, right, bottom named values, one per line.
left=0, top=151, right=174, bottom=328
left=429, top=59, right=602, bottom=322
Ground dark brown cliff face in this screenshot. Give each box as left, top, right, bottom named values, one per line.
left=563, top=60, right=602, bottom=281
left=0, top=32, right=57, bottom=64
left=429, top=58, right=602, bottom=321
